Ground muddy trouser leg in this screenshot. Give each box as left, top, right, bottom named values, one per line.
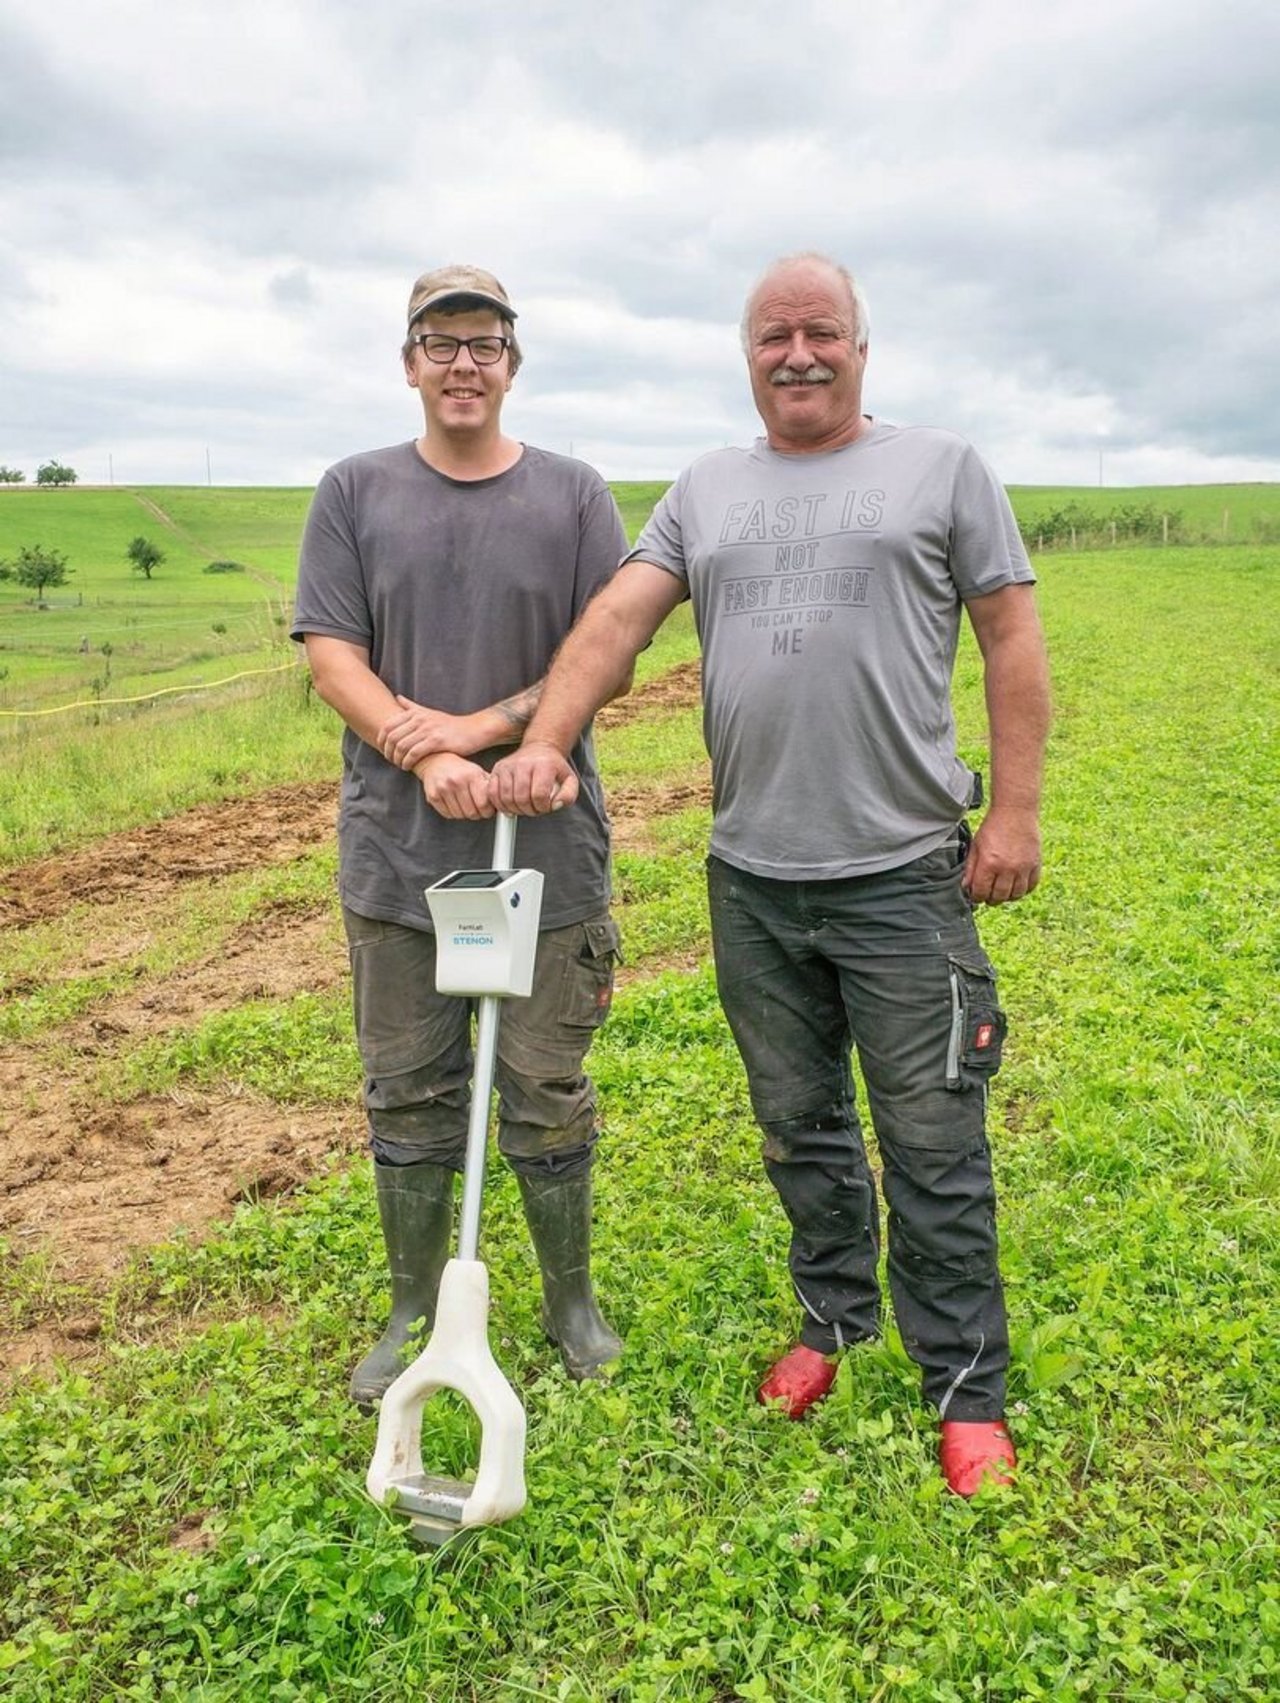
left=707, top=858, right=882, bottom=1354
left=761, top=1107, right=883, bottom=1353
left=344, top=909, right=473, bottom=1169
left=709, top=847, right=1010, bottom=1418
left=824, top=843, right=1010, bottom=1421
left=495, top=914, right=624, bottom=1378
left=342, top=910, right=472, bottom=1404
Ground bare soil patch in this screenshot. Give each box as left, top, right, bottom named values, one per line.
left=1, top=665, right=710, bottom=1384
left=1, top=790, right=356, bottom=1381
left=0, top=904, right=355, bottom=1279
left=595, top=656, right=701, bottom=729
left=0, top=781, right=337, bottom=929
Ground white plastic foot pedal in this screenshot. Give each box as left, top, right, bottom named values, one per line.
left=366, top=1259, right=527, bottom=1542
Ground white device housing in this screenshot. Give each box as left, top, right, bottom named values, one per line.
left=424, top=866, right=544, bottom=997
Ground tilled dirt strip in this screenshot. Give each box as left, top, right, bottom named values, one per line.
left=1, top=907, right=358, bottom=1278
left=0, top=661, right=702, bottom=931
left=1, top=658, right=708, bottom=1383
left=0, top=783, right=340, bottom=930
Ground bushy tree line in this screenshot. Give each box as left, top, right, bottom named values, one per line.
left=36, top=459, right=78, bottom=486
left=0, top=460, right=79, bottom=485
left=1019, top=501, right=1184, bottom=548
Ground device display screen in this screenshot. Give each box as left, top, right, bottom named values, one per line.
left=437, top=871, right=506, bottom=889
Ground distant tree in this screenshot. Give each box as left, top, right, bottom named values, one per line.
left=35, top=460, right=77, bottom=487
left=127, top=535, right=165, bottom=580
left=13, top=544, right=72, bottom=600
left=0, top=466, right=25, bottom=484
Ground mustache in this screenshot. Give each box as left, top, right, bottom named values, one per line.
left=769, top=362, right=836, bottom=387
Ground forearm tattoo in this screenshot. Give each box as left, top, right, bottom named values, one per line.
left=496, top=681, right=544, bottom=732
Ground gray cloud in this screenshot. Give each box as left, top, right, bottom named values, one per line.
left=0, top=0, right=1276, bottom=488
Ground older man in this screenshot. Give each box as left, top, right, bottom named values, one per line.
left=492, top=252, right=1050, bottom=1495
left=293, top=265, right=627, bottom=1407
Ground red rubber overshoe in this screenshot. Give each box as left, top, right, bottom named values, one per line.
left=939, top=1420, right=1017, bottom=1496
left=757, top=1344, right=838, bottom=1419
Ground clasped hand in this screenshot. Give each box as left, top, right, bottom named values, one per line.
left=411, top=746, right=577, bottom=820
left=376, top=696, right=486, bottom=771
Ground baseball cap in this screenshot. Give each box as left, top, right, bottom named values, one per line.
left=406, top=265, right=518, bottom=330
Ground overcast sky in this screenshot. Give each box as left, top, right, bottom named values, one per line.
left=2, top=0, right=1277, bottom=490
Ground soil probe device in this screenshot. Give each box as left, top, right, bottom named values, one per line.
left=366, top=813, right=543, bottom=1547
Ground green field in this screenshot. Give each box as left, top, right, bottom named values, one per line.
left=1, top=492, right=1278, bottom=1698
left=1008, top=482, right=1280, bottom=544
left=0, top=488, right=308, bottom=719
left=3, top=479, right=1278, bottom=726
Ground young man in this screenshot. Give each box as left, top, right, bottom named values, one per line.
left=292, top=265, right=628, bottom=1406
left=492, top=252, right=1051, bottom=1495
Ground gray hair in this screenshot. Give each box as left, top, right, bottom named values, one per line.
left=739, top=252, right=870, bottom=353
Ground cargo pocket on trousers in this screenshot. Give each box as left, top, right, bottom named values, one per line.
left=558, top=917, right=623, bottom=1030
left=945, top=950, right=1008, bottom=1091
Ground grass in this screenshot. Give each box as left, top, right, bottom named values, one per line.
left=0, top=486, right=300, bottom=713
left=1008, top=482, right=1280, bottom=545
left=1, top=476, right=1275, bottom=724
left=0, top=516, right=1278, bottom=1697
left=0, top=850, right=338, bottom=1041
left=0, top=669, right=336, bottom=864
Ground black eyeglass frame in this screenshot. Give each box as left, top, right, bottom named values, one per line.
left=410, top=333, right=513, bottom=366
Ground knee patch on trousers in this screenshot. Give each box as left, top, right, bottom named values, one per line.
left=890, top=1225, right=999, bottom=1285
left=503, top=1139, right=595, bottom=1181
left=764, top=1158, right=875, bottom=1242
left=368, top=1118, right=467, bottom=1170
left=759, top=1102, right=854, bottom=1164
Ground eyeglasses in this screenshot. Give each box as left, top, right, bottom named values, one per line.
left=411, top=333, right=512, bottom=366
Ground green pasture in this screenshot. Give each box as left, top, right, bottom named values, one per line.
left=1008, top=482, right=1280, bottom=546
left=0, top=486, right=308, bottom=583
left=610, top=479, right=673, bottom=540
left=0, top=488, right=299, bottom=715
left=1, top=535, right=1278, bottom=1698
left=2, top=480, right=1278, bottom=723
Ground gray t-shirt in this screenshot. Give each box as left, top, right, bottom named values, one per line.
left=293, top=442, right=628, bottom=929
left=628, top=420, right=1035, bottom=879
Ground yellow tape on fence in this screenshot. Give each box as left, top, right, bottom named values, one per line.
left=0, top=660, right=301, bottom=718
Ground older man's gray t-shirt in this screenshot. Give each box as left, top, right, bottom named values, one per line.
left=628, top=421, right=1035, bottom=879
left=293, top=442, right=627, bottom=930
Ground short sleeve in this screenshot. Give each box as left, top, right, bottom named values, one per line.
left=949, top=446, right=1035, bottom=600
left=623, top=471, right=690, bottom=588
left=291, top=466, right=373, bottom=645
left=573, top=480, right=630, bottom=618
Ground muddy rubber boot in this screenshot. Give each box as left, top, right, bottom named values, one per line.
left=517, top=1170, right=622, bottom=1380
left=349, top=1160, right=455, bottom=1412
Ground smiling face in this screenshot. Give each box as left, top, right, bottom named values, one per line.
left=745, top=258, right=868, bottom=454
left=404, top=306, right=514, bottom=443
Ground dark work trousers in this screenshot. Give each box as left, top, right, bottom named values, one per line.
left=342, top=908, right=621, bottom=1179
left=707, top=836, right=1011, bottom=1420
